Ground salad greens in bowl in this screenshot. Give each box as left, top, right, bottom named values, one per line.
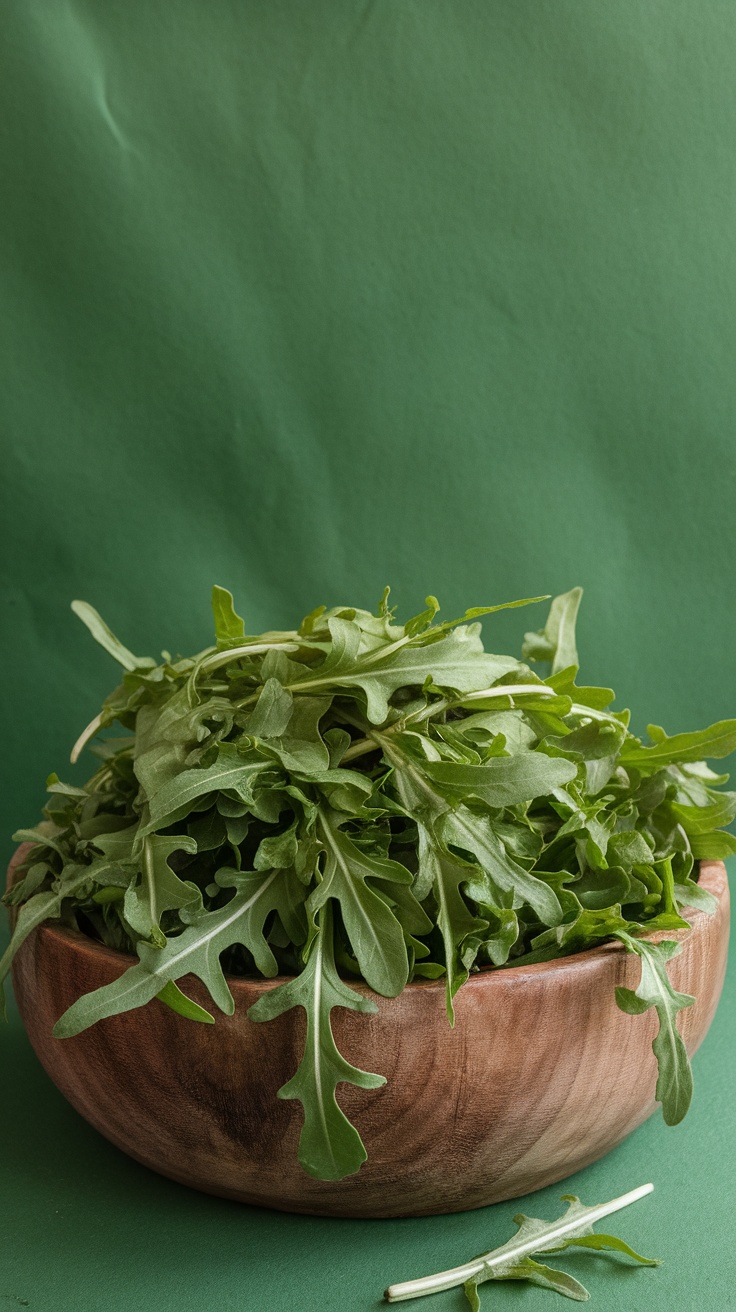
left=3, top=585, right=733, bottom=1192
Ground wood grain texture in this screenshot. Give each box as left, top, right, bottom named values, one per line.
left=6, top=845, right=730, bottom=1218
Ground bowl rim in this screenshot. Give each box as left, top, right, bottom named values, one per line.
left=6, top=844, right=728, bottom=997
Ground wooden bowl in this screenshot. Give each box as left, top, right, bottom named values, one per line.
left=6, top=846, right=730, bottom=1218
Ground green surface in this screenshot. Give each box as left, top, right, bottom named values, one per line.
left=2, top=1, right=736, bottom=1307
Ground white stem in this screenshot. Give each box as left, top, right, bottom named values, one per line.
left=385, top=1182, right=654, bottom=1303
left=458, top=683, right=559, bottom=705
left=197, top=639, right=300, bottom=676
left=70, top=713, right=103, bottom=764
left=143, top=836, right=156, bottom=928
left=569, top=703, right=620, bottom=724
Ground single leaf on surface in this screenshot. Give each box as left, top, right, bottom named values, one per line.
left=614, top=933, right=694, bottom=1124
left=465, top=1256, right=590, bottom=1307
left=386, top=1188, right=660, bottom=1308
left=211, top=584, right=245, bottom=648
left=248, top=905, right=385, bottom=1180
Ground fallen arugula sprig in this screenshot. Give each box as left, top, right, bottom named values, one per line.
left=384, top=1182, right=660, bottom=1305
left=3, top=585, right=735, bottom=1180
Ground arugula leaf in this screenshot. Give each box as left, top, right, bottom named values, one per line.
left=53, top=867, right=303, bottom=1035
left=248, top=905, right=386, bottom=1179
left=422, top=753, right=578, bottom=809
left=156, top=979, right=215, bottom=1024
left=621, top=719, right=736, bottom=767
left=139, top=743, right=273, bottom=835
left=211, top=584, right=245, bottom=648
left=310, top=809, right=414, bottom=996
left=386, top=1185, right=660, bottom=1306
left=522, top=587, right=583, bottom=674
left=439, top=806, right=563, bottom=927
left=122, top=835, right=202, bottom=940
left=416, top=821, right=487, bottom=1019
left=613, top=933, right=695, bottom=1124
left=290, top=617, right=520, bottom=723
left=0, top=865, right=93, bottom=1017
left=71, top=601, right=153, bottom=671
left=689, top=830, right=736, bottom=859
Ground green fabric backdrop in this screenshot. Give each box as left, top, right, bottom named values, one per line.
left=2, top=3, right=735, bottom=1308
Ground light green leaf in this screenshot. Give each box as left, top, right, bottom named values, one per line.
left=258, top=695, right=332, bottom=773
left=71, top=600, right=151, bottom=670
left=0, top=864, right=94, bottom=1014
left=522, top=587, right=583, bottom=675
left=246, top=678, right=294, bottom=739
left=465, top=1256, right=590, bottom=1306
left=673, top=876, right=717, bottom=914
left=689, top=830, right=736, bottom=859
left=292, top=617, right=519, bottom=723
left=671, top=792, right=736, bottom=834
left=211, top=584, right=245, bottom=648
left=387, top=1189, right=660, bottom=1307
left=416, top=821, right=487, bottom=1020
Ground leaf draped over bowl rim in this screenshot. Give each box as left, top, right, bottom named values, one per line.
left=3, top=584, right=735, bottom=1181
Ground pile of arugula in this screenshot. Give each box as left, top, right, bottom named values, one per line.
left=3, top=586, right=735, bottom=1182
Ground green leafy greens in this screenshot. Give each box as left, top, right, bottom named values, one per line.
left=3, top=586, right=734, bottom=1180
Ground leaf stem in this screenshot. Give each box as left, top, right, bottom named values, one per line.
left=384, top=1183, right=654, bottom=1302
left=142, top=836, right=157, bottom=929
left=660, top=856, right=676, bottom=914
left=70, top=713, right=103, bottom=764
